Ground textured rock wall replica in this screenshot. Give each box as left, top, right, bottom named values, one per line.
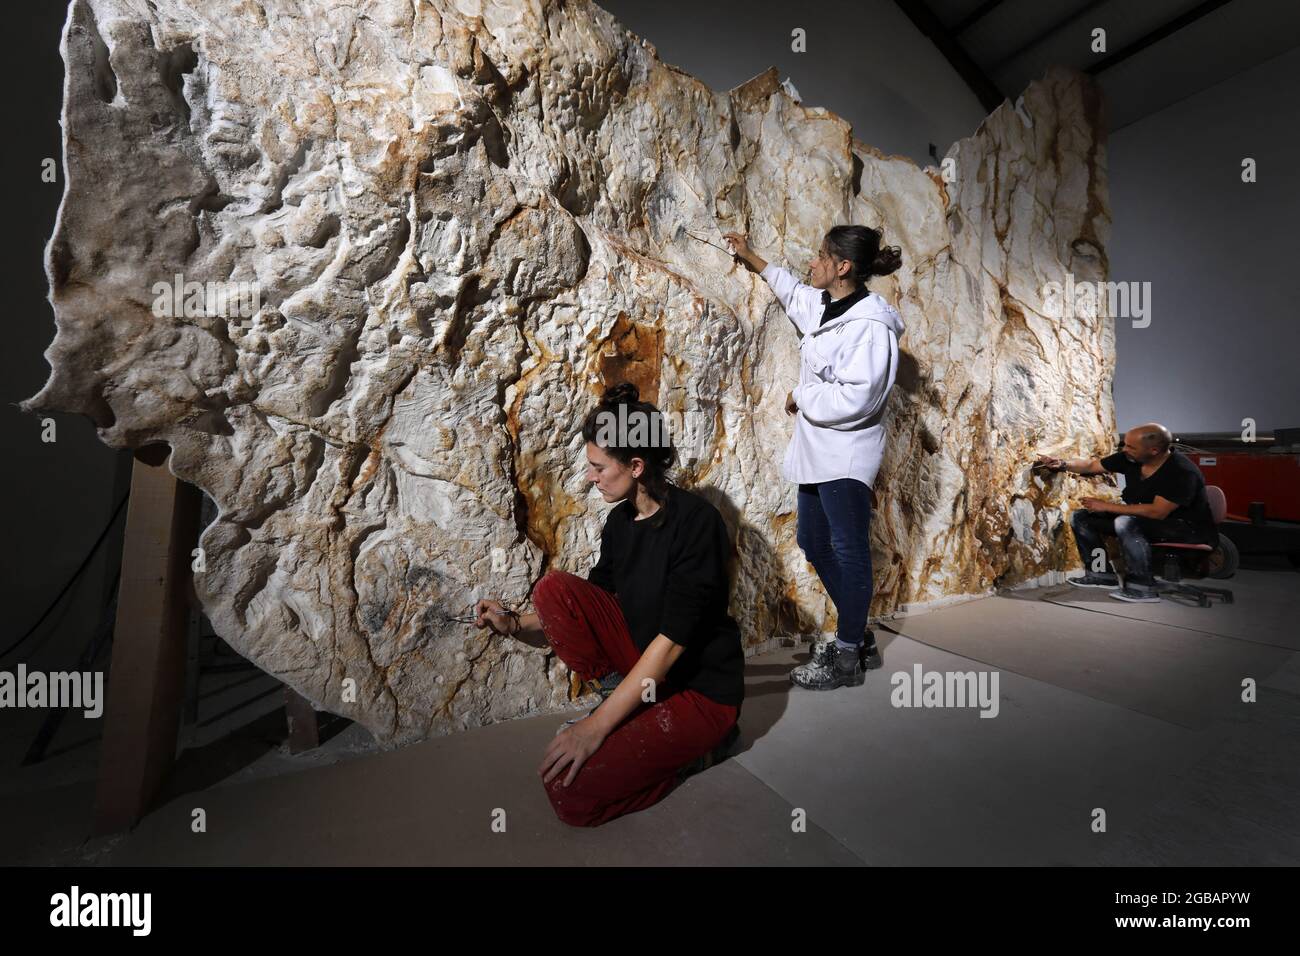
left=24, top=0, right=1114, bottom=745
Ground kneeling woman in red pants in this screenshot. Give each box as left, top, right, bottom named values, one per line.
left=474, top=382, right=745, bottom=827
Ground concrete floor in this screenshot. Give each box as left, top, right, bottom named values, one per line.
left=3, top=566, right=1297, bottom=866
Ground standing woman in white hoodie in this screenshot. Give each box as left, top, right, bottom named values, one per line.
left=724, top=226, right=905, bottom=690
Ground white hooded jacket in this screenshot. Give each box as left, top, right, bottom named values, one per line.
left=761, top=262, right=905, bottom=490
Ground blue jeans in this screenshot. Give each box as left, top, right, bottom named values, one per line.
left=1069, top=509, right=1200, bottom=588
left=796, top=479, right=874, bottom=647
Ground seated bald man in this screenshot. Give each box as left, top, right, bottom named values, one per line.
left=1035, top=423, right=1217, bottom=603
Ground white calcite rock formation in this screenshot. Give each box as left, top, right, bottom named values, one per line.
left=25, top=0, right=1114, bottom=745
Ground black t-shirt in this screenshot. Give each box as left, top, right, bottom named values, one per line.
left=1099, top=449, right=1217, bottom=543
left=585, top=484, right=745, bottom=706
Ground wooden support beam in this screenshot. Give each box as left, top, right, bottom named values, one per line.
left=285, top=687, right=321, bottom=754
left=92, top=444, right=201, bottom=835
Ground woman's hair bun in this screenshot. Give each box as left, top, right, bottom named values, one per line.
left=581, top=381, right=677, bottom=517
left=600, top=382, right=640, bottom=406
left=871, top=244, right=903, bottom=278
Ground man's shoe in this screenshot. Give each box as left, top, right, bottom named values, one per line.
left=1067, top=572, right=1120, bottom=589
left=808, top=635, right=882, bottom=671
left=791, top=644, right=865, bottom=690
left=1110, top=586, right=1161, bottom=603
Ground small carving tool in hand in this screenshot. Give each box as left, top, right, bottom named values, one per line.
left=437, top=611, right=480, bottom=625
left=438, top=604, right=522, bottom=635
left=436, top=603, right=490, bottom=626
left=686, top=230, right=736, bottom=255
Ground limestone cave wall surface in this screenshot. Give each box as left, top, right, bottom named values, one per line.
left=24, top=0, right=1115, bottom=745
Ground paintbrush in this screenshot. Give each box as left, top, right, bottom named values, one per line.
left=685, top=229, right=735, bottom=255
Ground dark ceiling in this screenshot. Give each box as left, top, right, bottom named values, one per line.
left=895, top=0, right=1300, bottom=130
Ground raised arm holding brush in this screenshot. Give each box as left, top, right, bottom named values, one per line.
left=725, top=226, right=906, bottom=691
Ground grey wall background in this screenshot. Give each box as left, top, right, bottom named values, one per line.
left=3, top=2, right=1295, bottom=718
left=1108, top=44, right=1299, bottom=434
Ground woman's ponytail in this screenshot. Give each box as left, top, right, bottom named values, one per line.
left=825, top=224, right=902, bottom=286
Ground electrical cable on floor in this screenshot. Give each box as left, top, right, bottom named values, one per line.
left=21, top=571, right=120, bottom=767
left=1, top=491, right=129, bottom=662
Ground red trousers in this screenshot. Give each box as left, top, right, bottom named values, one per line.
left=531, top=570, right=741, bottom=827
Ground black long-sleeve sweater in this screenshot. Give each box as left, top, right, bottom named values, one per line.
left=586, top=483, right=745, bottom=705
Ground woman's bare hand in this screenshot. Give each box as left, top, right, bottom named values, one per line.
left=540, top=717, right=608, bottom=787
left=722, top=231, right=766, bottom=273
left=474, top=598, right=515, bottom=636
left=722, top=231, right=750, bottom=259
